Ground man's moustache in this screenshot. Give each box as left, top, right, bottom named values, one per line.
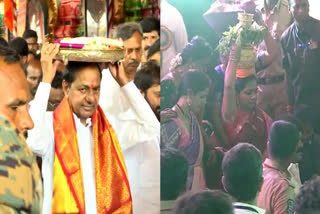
left=23, top=131, right=28, bottom=139
left=128, top=60, right=139, bottom=66
left=144, top=46, right=150, bottom=51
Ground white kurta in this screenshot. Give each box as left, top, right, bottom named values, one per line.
left=27, top=83, right=97, bottom=214
left=99, top=69, right=160, bottom=214
left=27, top=70, right=160, bottom=214
left=160, top=0, right=188, bottom=78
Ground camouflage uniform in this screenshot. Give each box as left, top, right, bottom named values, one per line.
left=0, top=117, right=42, bottom=213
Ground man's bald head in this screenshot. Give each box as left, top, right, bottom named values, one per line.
left=0, top=46, right=34, bottom=134
left=26, top=59, right=42, bottom=98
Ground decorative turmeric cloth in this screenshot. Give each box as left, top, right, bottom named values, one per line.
left=27, top=82, right=132, bottom=214
left=51, top=97, right=132, bottom=214
left=0, top=117, right=42, bottom=213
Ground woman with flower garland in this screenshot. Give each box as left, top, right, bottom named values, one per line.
left=161, top=70, right=211, bottom=191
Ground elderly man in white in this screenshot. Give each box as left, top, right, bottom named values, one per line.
left=99, top=22, right=160, bottom=214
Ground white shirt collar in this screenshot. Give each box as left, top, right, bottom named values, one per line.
left=72, top=113, right=92, bottom=128
left=234, top=202, right=265, bottom=214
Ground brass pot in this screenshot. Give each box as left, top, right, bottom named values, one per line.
left=237, top=46, right=256, bottom=69
left=237, top=13, right=254, bottom=28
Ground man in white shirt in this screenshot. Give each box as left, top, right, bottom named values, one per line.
left=27, top=43, right=132, bottom=214
left=160, top=0, right=188, bottom=78
left=100, top=22, right=160, bottom=214
left=222, top=143, right=266, bottom=214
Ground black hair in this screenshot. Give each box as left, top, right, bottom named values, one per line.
left=235, top=75, right=257, bottom=93
left=288, top=0, right=310, bottom=11
left=268, top=120, right=300, bottom=160
left=134, top=61, right=160, bottom=92
left=294, top=104, right=317, bottom=128
left=177, top=69, right=211, bottom=98
left=8, top=37, right=28, bottom=57
left=277, top=113, right=303, bottom=132
left=0, top=37, right=8, bottom=47
left=140, top=17, right=160, bottom=34
left=34, top=54, right=41, bottom=61
left=27, top=52, right=40, bottom=61
left=161, top=148, right=188, bottom=200
left=22, top=29, right=38, bottom=40
left=147, top=39, right=160, bottom=60
left=63, top=61, right=101, bottom=85
left=180, top=36, right=214, bottom=66
left=114, top=22, right=143, bottom=41
left=173, top=190, right=233, bottom=214
left=0, top=45, right=20, bottom=64
left=222, top=143, right=263, bottom=202
left=52, top=71, right=64, bottom=89
left=160, top=78, right=177, bottom=111
left=295, top=176, right=320, bottom=214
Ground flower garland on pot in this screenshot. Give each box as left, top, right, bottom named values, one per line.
left=217, top=13, right=266, bottom=77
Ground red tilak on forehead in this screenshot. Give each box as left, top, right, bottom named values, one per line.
left=90, top=84, right=93, bottom=89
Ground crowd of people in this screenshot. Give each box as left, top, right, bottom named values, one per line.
left=161, top=0, right=320, bottom=213
left=0, top=17, right=160, bottom=213
left=1, top=0, right=320, bottom=213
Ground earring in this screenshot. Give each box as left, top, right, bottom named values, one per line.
left=187, top=96, right=191, bottom=107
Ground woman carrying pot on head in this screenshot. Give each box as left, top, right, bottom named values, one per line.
left=221, top=40, right=272, bottom=158
left=161, top=70, right=211, bottom=191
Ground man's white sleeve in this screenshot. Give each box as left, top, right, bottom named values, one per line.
left=119, top=81, right=160, bottom=149
left=27, top=82, right=53, bottom=157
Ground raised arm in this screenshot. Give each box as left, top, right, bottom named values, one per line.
left=221, top=43, right=241, bottom=122
left=255, top=10, right=280, bottom=71
left=27, top=43, right=59, bottom=157
left=107, top=62, right=160, bottom=150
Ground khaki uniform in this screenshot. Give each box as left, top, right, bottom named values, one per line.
left=257, top=0, right=292, bottom=118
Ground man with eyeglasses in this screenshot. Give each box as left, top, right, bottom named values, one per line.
left=280, top=0, right=320, bottom=123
